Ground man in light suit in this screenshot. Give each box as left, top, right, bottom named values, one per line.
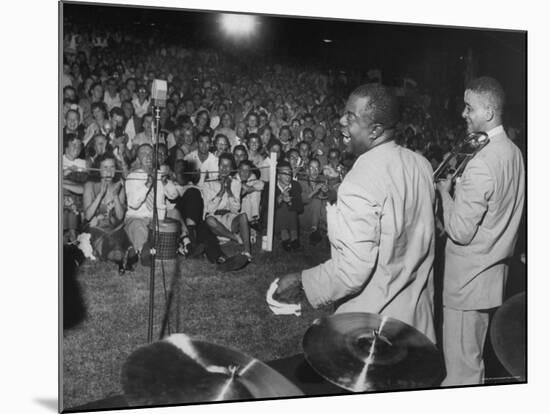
left=437, top=77, right=525, bottom=386
left=274, top=84, right=437, bottom=343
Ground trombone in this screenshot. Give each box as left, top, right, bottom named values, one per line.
left=433, top=131, right=490, bottom=183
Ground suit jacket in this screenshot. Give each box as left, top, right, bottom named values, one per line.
left=301, top=141, right=436, bottom=343
left=275, top=181, right=304, bottom=213
left=442, top=125, right=525, bottom=310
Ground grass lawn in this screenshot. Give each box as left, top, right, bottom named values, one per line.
left=62, top=238, right=333, bottom=409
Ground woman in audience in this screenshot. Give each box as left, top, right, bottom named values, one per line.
left=83, top=101, right=109, bottom=145
left=83, top=152, right=138, bottom=275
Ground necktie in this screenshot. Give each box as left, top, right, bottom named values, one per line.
left=145, top=177, right=155, bottom=212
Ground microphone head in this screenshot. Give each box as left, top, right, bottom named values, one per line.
left=151, top=79, right=168, bottom=108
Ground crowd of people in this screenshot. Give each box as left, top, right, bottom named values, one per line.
left=62, top=24, right=526, bottom=276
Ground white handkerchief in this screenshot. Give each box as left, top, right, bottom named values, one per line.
left=266, top=278, right=302, bottom=316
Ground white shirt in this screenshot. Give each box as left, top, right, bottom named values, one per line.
left=125, top=169, right=179, bottom=220
left=202, top=177, right=241, bottom=216
left=104, top=92, right=121, bottom=111
left=132, top=97, right=150, bottom=119
left=63, top=155, right=86, bottom=170
left=184, top=151, right=218, bottom=187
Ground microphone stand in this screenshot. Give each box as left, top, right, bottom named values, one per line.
left=147, top=106, right=161, bottom=343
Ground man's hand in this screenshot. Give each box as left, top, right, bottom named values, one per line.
left=145, top=174, right=153, bottom=188
left=273, top=272, right=304, bottom=304
left=436, top=177, right=452, bottom=194
left=282, top=190, right=291, bottom=203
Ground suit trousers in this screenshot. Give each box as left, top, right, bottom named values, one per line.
left=441, top=306, right=490, bottom=386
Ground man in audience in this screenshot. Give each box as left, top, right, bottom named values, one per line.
left=124, top=144, right=179, bottom=257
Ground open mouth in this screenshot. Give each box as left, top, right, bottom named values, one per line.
left=342, top=131, right=351, bottom=144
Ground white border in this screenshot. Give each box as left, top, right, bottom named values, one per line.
left=3, top=0, right=546, bottom=413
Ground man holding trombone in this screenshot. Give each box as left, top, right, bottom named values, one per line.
left=436, top=76, right=525, bottom=386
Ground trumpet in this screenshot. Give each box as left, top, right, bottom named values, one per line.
left=433, top=131, right=489, bottom=183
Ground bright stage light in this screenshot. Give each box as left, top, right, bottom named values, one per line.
left=220, top=13, right=258, bottom=37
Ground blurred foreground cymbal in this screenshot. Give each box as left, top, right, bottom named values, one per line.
left=122, top=334, right=303, bottom=406
left=490, top=292, right=526, bottom=380
left=303, top=313, right=444, bottom=392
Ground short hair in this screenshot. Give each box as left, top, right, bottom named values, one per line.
left=350, top=83, right=400, bottom=129
left=136, top=143, right=153, bottom=156
left=110, top=107, right=124, bottom=119
left=239, top=160, right=255, bottom=169
left=63, top=133, right=80, bottom=150
left=233, top=144, right=247, bottom=154
left=88, top=82, right=102, bottom=96
left=65, top=109, right=80, bottom=120
left=89, top=152, right=121, bottom=182
left=279, top=125, right=292, bottom=138
left=91, top=101, right=107, bottom=116
left=197, top=131, right=210, bottom=142
left=63, top=85, right=76, bottom=96
left=466, top=76, right=506, bottom=114
left=218, top=153, right=236, bottom=171
left=267, top=138, right=282, bottom=150
left=286, top=148, right=299, bottom=158
left=302, top=127, right=314, bottom=136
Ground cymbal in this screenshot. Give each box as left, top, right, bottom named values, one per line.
left=303, top=313, right=444, bottom=392
left=490, top=292, right=526, bottom=380
left=122, top=334, right=303, bottom=406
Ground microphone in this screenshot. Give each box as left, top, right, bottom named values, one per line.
left=151, top=79, right=167, bottom=108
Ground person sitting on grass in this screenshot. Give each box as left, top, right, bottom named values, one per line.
left=237, top=160, right=265, bottom=244
left=172, top=159, right=229, bottom=265
left=124, top=144, right=179, bottom=260
left=274, top=160, right=303, bottom=251
left=299, top=158, right=328, bottom=246
left=83, top=152, right=138, bottom=275
left=63, top=134, right=87, bottom=243
left=203, top=153, right=252, bottom=261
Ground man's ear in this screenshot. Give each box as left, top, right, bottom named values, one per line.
left=370, top=124, right=385, bottom=140
left=485, top=105, right=495, bottom=123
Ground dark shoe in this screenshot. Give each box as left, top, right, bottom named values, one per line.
left=188, top=242, right=206, bottom=258
left=118, top=261, right=126, bottom=276
left=216, top=254, right=228, bottom=265
left=309, top=230, right=322, bottom=245
left=290, top=239, right=300, bottom=250
left=282, top=240, right=292, bottom=251
left=126, top=248, right=138, bottom=272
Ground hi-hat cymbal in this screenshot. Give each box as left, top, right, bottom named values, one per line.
left=122, top=334, right=303, bottom=406
left=490, top=292, right=526, bottom=380
left=303, top=313, right=444, bottom=392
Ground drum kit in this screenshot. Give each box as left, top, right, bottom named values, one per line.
left=122, top=312, right=448, bottom=407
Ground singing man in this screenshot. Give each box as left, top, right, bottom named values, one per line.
left=274, top=84, right=437, bottom=343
